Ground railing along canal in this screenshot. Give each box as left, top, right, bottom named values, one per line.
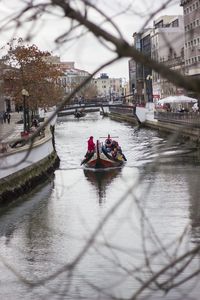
left=154, top=111, right=200, bottom=128
left=109, top=105, right=136, bottom=116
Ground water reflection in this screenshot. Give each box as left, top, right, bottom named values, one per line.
left=186, top=166, right=200, bottom=242
left=83, top=167, right=122, bottom=204
left=1, top=113, right=200, bottom=300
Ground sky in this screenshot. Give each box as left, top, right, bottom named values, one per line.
left=0, top=0, right=183, bottom=80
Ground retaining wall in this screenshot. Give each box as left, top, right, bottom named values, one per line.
left=0, top=126, right=60, bottom=203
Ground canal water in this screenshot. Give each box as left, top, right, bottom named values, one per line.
left=0, top=112, right=200, bottom=299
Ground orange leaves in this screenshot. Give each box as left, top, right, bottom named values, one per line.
left=2, top=38, right=64, bottom=109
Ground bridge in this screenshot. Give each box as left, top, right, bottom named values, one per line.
left=58, top=101, right=136, bottom=117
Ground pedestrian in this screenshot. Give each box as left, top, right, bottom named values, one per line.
left=7, top=113, right=11, bottom=124
left=0, top=112, right=3, bottom=124
left=3, top=112, right=7, bottom=123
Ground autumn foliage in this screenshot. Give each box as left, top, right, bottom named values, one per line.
left=2, top=38, right=64, bottom=111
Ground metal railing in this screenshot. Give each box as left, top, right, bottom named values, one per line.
left=154, top=111, right=200, bottom=128
left=109, top=106, right=136, bottom=116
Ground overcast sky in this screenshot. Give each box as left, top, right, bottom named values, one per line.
left=0, top=0, right=183, bottom=80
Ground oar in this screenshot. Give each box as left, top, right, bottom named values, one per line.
left=99, top=136, right=119, bottom=139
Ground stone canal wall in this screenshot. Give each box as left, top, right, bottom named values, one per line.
left=144, top=119, right=200, bottom=143
left=108, top=106, right=200, bottom=144
left=0, top=126, right=60, bottom=204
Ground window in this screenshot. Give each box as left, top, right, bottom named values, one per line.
left=172, top=19, right=179, bottom=27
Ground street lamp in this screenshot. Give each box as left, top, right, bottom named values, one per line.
left=21, top=88, right=29, bottom=132
left=146, top=74, right=153, bottom=102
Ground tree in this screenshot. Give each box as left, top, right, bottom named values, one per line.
left=2, top=38, right=64, bottom=113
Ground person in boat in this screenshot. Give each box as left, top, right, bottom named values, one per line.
left=110, top=140, right=118, bottom=157
left=110, top=140, right=127, bottom=161
left=85, top=136, right=95, bottom=158
left=104, top=134, right=112, bottom=152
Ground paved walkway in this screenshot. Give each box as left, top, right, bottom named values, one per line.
left=0, top=112, right=23, bottom=143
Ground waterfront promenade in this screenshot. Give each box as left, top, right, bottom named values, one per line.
left=0, top=112, right=22, bottom=143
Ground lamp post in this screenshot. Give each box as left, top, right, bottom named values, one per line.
left=21, top=88, right=29, bottom=132
left=146, top=74, right=153, bottom=102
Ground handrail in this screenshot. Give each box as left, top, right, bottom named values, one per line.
left=154, top=111, right=200, bottom=127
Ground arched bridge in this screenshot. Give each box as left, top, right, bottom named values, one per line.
left=58, top=102, right=137, bottom=118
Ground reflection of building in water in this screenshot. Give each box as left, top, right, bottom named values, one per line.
left=187, top=163, right=200, bottom=242
left=83, top=168, right=121, bottom=205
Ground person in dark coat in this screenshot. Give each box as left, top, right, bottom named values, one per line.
left=7, top=113, right=11, bottom=124
left=3, top=112, right=7, bottom=123
left=104, top=134, right=112, bottom=152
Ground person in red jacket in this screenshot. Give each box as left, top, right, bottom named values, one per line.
left=87, top=136, right=95, bottom=153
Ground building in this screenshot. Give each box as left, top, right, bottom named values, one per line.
left=130, top=29, right=153, bottom=105
left=151, top=15, right=185, bottom=100
left=59, top=66, right=90, bottom=95
left=128, top=58, right=136, bottom=96
left=180, top=0, right=200, bottom=86
left=49, top=57, right=91, bottom=97
left=93, top=73, right=123, bottom=101
left=0, top=59, right=15, bottom=113
left=129, top=15, right=185, bottom=104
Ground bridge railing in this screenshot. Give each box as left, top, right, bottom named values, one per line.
left=109, top=105, right=136, bottom=116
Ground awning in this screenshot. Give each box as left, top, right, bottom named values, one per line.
left=158, top=95, right=197, bottom=105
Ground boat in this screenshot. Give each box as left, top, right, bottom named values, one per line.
left=74, top=109, right=86, bottom=118
left=81, top=140, right=127, bottom=169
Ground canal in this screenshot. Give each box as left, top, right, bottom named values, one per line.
left=0, top=111, right=200, bottom=299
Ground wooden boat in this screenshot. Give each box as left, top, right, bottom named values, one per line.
left=81, top=140, right=127, bottom=169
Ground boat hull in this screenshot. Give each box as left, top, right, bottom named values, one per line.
left=81, top=139, right=126, bottom=169
left=81, top=147, right=125, bottom=169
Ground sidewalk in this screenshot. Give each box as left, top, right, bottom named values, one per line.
left=0, top=112, right=23, bottom=143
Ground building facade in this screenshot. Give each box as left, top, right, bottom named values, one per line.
left=50, top=57, right=91, bottom=97
left=0, top=60, right=15, bottom=114
left=93, top=73, right=123, bottom=101
left=130, top=29, right=153, bottom=104
left=129, top=15, right=185, bottom=104
left=151, top=15, right=185, bottom=100
left=180, top=0, right=200, bottom=81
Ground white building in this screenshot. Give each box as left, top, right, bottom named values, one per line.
left=181, top=0, right=200, bottom=79
left=151, top=15, right=185, bottom=99
left=60, top=67, right=90, bottom=95
left=93, top=73, right=123, bottom=101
